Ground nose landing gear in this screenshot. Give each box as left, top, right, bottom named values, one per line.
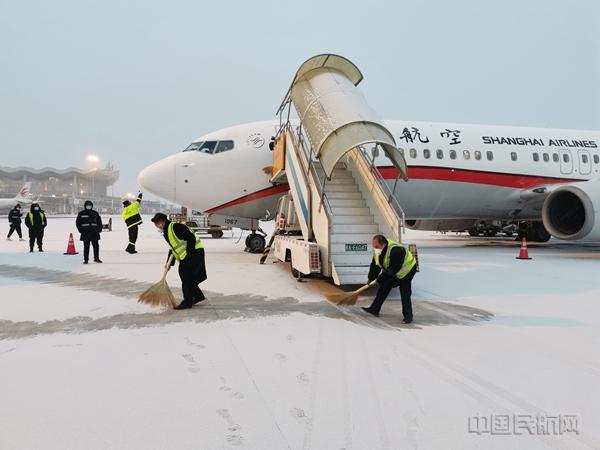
left=245, top=230, right=267, bottom=253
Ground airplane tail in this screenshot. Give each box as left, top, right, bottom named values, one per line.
left=14, top=182, right=32, bottom=202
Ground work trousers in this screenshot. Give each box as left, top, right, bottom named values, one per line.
left=370, top=265, right=418, bottom=319
left=8, top=223, right=22, bottom=238
left=126, top=226, right=139, bottom=251
left=178, top=249, right=207, bottom=307
left=28, top=229, right=44, bottom=251
left=83, top=239, right=100, bottom=262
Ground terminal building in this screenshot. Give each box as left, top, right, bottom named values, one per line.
left=0, top=163, right=175, bottom=214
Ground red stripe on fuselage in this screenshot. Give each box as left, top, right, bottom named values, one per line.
left=207, top=167, right=582, bottom=213
left=379, top=166, right=582, bottom=188
left=205, top=184, right=290, bottom=214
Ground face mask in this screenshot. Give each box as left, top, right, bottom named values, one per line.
left=85, top=205, right=92, bottom=210
left=34, top=207, right=40, bottom=211
left=373, top=248, right=383, bottom=256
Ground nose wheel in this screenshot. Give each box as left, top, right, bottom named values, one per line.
left=245, top=230, right=266, bottom=253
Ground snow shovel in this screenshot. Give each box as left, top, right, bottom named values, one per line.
left=138, top=254, right=177, bottom=309
left=325, top=280, right=377, bottom=306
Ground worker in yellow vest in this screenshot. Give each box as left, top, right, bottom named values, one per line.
left=122, top=192, right=143, bottom=253
left=24, top=203, right=47, bottom=252
left=363, top=234, right=417, bottom=323
left=151, top=212, right=207, bottom=310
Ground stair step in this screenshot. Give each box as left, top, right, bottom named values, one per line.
left=328, top=198, right=367, bottom=207
left=331, top=242, right=372, bottom=253
left=326, top=178, right=356, bottom=185
left=330, top=170, right=354, bottom=179
left=331, top=253, right=374, bottom=265
left=331, top=207, right=371, bottom=215
left=332, top=223, right=379, bottom=234
left=326, top=192, right=363, bottom=200
left=330, top=215, right=374, bottom=225
left=324, top=184, right=359, bottom=192
left=330, top=233, right=376, bottom=243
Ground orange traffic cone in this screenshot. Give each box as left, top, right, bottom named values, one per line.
left=64, top=233, right=79, bottom=255
left=516, top=237, right=531, bottom=260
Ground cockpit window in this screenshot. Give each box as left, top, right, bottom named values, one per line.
left=183, top=140, right=233, bottom=154
left=215, top=140, right=235, bottom=153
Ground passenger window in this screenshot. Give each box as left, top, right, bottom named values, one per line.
left=423, top=149, right=431, bottom=159
left=474, top=151, right=481, bottom=160
left=594, top=155, right=600, bottom=164
left=533, top=153, right=540, bottom=162
left=563, top=153, right=570, bottom=163
left=215, top=140, right=235, bottom=153
left=553, top=153, right=559, bottom=162
left=463, top=150, right=471, bottom=160
left=486, top=151, right=493, bottom=161
left=449, top=150, right=457, bottom=160
left=510, top=152, right=517, bottom=161
left=543, top=153, right=549, bottom=162
left=582, top=154, right=589, bottom=164
left=409, top=148, right=417, bottom=159
left=436, top=149, right=444, bottom=159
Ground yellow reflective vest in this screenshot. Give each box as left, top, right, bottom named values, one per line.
left=167, top=222, right=204, bottom=260
left=374, top=239, right=416, bottom=279
left=122, top=201, right=142, bottom=228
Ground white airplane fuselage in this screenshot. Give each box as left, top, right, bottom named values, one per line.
left=139, top=120, right=600, bottom=239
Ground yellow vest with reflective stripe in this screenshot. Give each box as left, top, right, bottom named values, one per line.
left=27, top=211, right=45, bottom=224
left=167, top=222, right=204, bottom=260
left=374, top=239, right=416, bottom=279
left=122, top=202, right=142, bottom=228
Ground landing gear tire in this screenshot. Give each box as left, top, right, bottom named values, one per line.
left=246, top=233, right=266, bottom=253
left=210, top=230, right=224, bottom=239
left=529, top=223, right=551, bottom=242
left=468, top=229, right=479, bottom=237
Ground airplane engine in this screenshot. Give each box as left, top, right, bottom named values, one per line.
left=542, top=180, right=600, bottom=241
left=405, top=219, right=478, bottom=232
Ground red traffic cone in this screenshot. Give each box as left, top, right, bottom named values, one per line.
left=516, top=237, right=531, bottom=260
left=64, top=233, right=79, bottom=255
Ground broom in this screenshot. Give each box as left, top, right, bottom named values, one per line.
left=138, top=254, right=177, bottom=309
left=325, top=280, right=377, bottom=306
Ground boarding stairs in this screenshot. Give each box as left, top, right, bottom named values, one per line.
left=270, top=54, right=409, bottom=285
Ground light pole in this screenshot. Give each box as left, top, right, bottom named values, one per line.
left=87, top=155, right=100, bottom=200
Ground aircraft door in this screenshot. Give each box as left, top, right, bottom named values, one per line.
left=559, top=149, right=573, bottom=174
left=578, top=150, right=591, bottom=175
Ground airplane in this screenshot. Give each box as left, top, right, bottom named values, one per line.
left=0, top=182, right=33, bottom=211
left=138, top=119, right=600, bottom=250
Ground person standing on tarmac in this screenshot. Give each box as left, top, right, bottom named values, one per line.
left=76, top=200, right=103, bottom=264
left=122, top=191, right=143, bottom=253
left=24, top=203, right=47, bottom=252
left=7, top=204, right=24, bottom=241
left=151, top=213, right=207, bottom=310
left=362, top=234, right=417, bottom=323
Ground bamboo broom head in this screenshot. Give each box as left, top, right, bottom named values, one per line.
left=138, top=279, right=176, bottom=309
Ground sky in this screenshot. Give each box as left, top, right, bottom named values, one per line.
left=1, top=0, right=599, bottom=197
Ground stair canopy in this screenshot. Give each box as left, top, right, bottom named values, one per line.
left=278, top=54, right=408, bottom=180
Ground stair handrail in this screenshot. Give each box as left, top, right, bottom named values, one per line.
left=349, top=145, right=406, bottom=240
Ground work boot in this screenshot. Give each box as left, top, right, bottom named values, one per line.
left=361, top=306, right=379, bottom=317
left=94, top=259, right=103, bottom=263
left=38, top=248, right=44, bottom=252
left=174, top=302, right=193, bottom=310
left=402, top=318, right=413, bottom=324
left=192, top=295, right=206, bottom=305
left=6, top=237, right=11, bottom=241
left=83, top=260, right=88, bottom=264
left=29, top=248, right=33, bottom=253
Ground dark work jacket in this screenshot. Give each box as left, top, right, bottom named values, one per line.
left=76, top=209, right=103, bottom=241
left=24, top=207, right=47, bottom=231
left=162, top=221, right=202, bottom=265
left=8, top=208, right=22, bottom=224
left=368, top=244, right=407, bottom=282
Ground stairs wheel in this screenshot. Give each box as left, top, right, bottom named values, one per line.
left=247, top=233, right=266, bottom=253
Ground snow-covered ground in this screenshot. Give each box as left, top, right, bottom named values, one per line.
left=1, top=216, right=599, bottom=449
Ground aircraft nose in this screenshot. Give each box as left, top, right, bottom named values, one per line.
left=138, top=155, right=177, bottom=202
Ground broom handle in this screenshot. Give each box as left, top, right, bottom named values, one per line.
left=161, top=254, right=174, bottom=281
left=354, top=279, right=377, bottom=295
